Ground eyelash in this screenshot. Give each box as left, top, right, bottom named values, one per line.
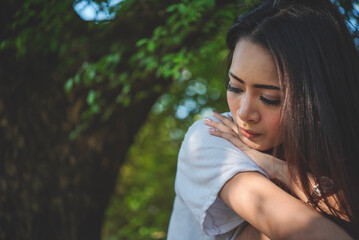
left=227, top=83, right=243, bottom=93
left=260, top=96, right=281, bottom=106
left=227, top=83, right=281, bottom=106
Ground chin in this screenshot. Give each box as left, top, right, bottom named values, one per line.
left=241, top=137, right=273, bottom=152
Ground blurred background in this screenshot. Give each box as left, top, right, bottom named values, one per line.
left=0, top=0, right=357, bottom=239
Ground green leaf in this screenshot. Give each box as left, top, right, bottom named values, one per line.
left=64, top=79, right=73, bottom=93
left=122, top=85, right=131, bottom=95
left=122, top=96, right=131, bottom=107
left=136, top=38, right=148, bottom=47
left=74, top=74, right=80, bottom=84
left=87, top=90, right=96, bottom=105
left=91, top=104, right=100, bottom=114
left=166, top=4, right=179, bottom=13
left=147, top=41, right=156, bottom=53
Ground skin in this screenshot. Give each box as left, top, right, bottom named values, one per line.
left=237, top=224, right=271, bottom=240
left=226, top=39, right=283, bottom=151
left=205, top=113, right=352, bottom=240
left=207, top=112, right=350, bottom=223
left=204, top=39, right=352, bottom=239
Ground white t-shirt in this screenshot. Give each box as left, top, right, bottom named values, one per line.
left=167, top=114, right=268, bottom=240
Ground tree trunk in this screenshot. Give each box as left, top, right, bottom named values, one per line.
left=0, top=0, right=240, bottom=238
left=0, top=53, right=167, bottom=239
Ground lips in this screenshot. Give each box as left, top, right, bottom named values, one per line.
left=239, top=127, right=261, bottom=139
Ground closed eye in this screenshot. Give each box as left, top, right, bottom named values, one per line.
left=227, top=83, right=243, bottom=93
left=260, top=96, right=281, bottom=106
left=228, top=83, right=280, bottom=106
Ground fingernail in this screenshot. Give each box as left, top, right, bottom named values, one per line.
left=209, top=128, right=217, bottom=132
left=212, top=110, right=219, bottom=114
left=204, top=117, right=211, bottom=122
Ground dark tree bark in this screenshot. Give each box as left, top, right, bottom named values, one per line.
left=0, top=0, right=237, bottom=239
left=0, top=45, right=169, bottom=239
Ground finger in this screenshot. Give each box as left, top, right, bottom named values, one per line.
left=209, top=129, right=256, bottom=161
left=225, top=113, right=239, bottom=134
left=212, top=111, right=237, bottom=133
left=205, top=118, right=236, bottom=134
left=212, top=111, right=233, bottom=125
left=226, top=113, right=234, bottom=122
left=209, top=130, right=246, bottom=150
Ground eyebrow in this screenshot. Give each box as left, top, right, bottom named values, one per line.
left=229, top=71, right=280, bottom=90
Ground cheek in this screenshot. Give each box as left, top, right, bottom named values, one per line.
left=264, top=110, right=282, bottom=136
left=227, top=93, right=239, bottom=115
left=227, top=94, right=234, bottom=111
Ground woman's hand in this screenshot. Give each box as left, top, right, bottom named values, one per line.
left=204, top=111, right=284, bottom=180
left=204, top=111, right=352, bottom=238
left=206, top=111, right=352, bottom=226
left=204, top=111, right=251, bottom=157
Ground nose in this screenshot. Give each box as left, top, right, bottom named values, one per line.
left=238, top=95, right=260, bottom=123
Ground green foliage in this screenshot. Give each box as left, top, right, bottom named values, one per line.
left=61, top=0, right=230, bottom=140
left=101, top=11, right=237, bottom=238
left=102, top=112, right=180, bottom=240
left=99, top=0, right=259, bottom=239
left=2, top=0, right=355, bottom=238
left=100, top=0, right=358, bottom=239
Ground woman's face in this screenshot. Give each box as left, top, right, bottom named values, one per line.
left=227, top=39, right=283, bottom=151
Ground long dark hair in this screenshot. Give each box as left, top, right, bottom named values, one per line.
left=226, top=0, right=359, bottom=237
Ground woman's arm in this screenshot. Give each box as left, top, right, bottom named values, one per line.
left=262, top=158, right=348, bottom=221
left=204, top=112, right=352, bottom=239
left=205, top=113, right=349, bottom=221
left=237, top=224, right=271, bottom=240
left=220, top=171, right=352, bottom=240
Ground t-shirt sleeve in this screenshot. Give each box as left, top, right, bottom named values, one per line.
left=174, top=115, right=269, bottom=236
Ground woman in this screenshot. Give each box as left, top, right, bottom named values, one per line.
left=168, top=0, right=359, bottom=239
